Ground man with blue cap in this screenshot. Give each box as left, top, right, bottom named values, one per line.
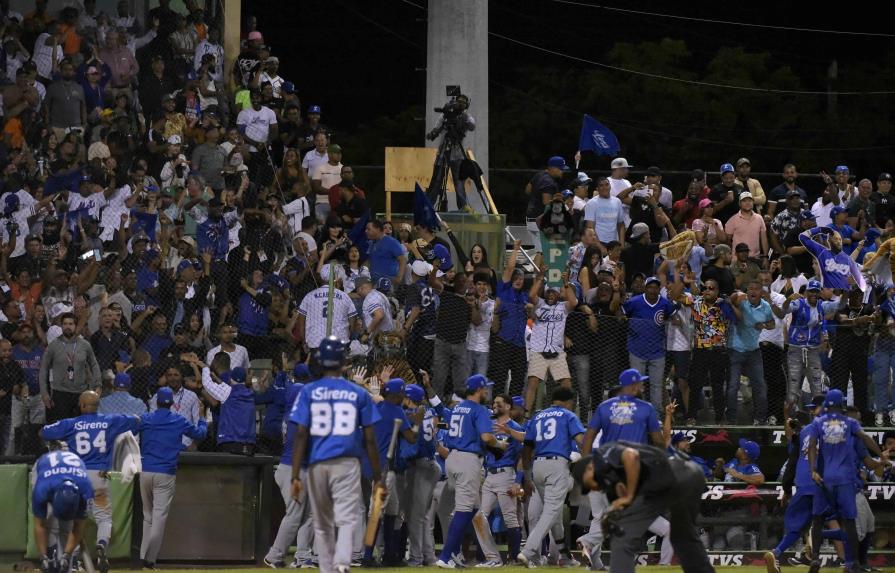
left=255, top=363, right=311, bottom=456
left=32, top=447, right=94, bottom=573
left=827, top=205, right=861, bottom=256
left=200, top=363, right=257, bottom=455
left=138, top=387, right=207, bottom=569
left=99, top=373, right=147, bottom=416
left=710, top=162, right=741, bottom=222
left=525, top=156, right=566, bottom=253
left=805, top=389, right=881, bottom=573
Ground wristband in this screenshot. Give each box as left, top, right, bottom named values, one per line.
left=429, top=395, right=442, bottom=407
left=515, top=470, right=525, bottom=484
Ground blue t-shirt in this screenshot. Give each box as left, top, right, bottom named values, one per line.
left=807, top=413, right=863, bottom=486
left=238, top=290, right=270, bottom=336
left=729, top=298, right=774, bottom=352
left=367, top=235, right=404, bottom=282
left=495, top=279, right=528, bottom=347
left=445, top=399, right=492, bottom=454
left=794, top=430, right=819, bottom=493
left=32, top=451, right=94, bottom=519
left=589, top=396, right=660, bottom=447
left=622, top=294, right=676, bottom=360
left=374, top=401, right=412, bottom=467
left=41, top=413, right=140, bottom=470
left=525, top=406, right=585, bottom=459
left=136, top=267, right=160, bottom=306
left=290, top=377, right=380, bottom=465
left=141, top=334, right=173, bottom=362
left=723, top=459, right=763, bottom=482
left=139, top=409, right=207, bottom=474
left=486, top=419, right=523, bottom=469
left=12, top=344, right=43, bottom=394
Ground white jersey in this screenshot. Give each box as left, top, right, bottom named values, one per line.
left=299, top=286, right=357, bottom=349
left=99, top=185, right=133, bottom=242
left=666, top=297, right=693, bottom=352
left=69, top=190, right=108, bottom=220
left=758, top=290, right=787, bottom=348
left=362, top=289, right=395, bottom=335
left=609, top=176, right=632, bottom=226
left=466, top=298, right=494, bottom=352
left=0, top=190, right=37, bottom=257
left=206, top=344, right=251, bottom=370
left=528, top=297, right=569, bottom=354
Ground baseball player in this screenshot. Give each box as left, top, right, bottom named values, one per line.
left=40, top=390, right=140, bottom=573
left=403, top=382, right=443, bottom=566
left=372, top=378, right=419, bottom=565
left=138, top=387, right=208, bottom=569
left=296, top=265, right=359, bottom=352
left=477, top=394, right=524, bottom=567
left=290, top=336, right=383, bottom=573
left=265, top=377, right=310, bottom=568
left=518, top=387, right=585, bottom=568
left=32, top=449, right=94, bottom=573
left=436, top=374, right=507, bottom=569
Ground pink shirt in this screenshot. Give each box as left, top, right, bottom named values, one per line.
left=724, top=211, right=765, bottom=256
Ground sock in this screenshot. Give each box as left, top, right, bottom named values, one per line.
left=859, top=535, right=873, bottom=565
left=507, top=527, right=522, bottom=560
left=774, top=532, right=802, bottom=557
left=810, top=517, right=824, bottom=562
left=822, top=529, right=853, bottom=564
left=383, top=515, right=397, bottom=561
left=440, top=510, right=475, bottom=562
left=541, top=537, right=550, bottom=557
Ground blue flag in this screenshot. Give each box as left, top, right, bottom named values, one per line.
left=578, top=114, right=620, bottom=157
left=66, top=206, right=93, bottom=233
left=413, top=182, right=441, bottom=231
left=349, top=210, right=370, bottom=262
left=196, top=218, right=229, bottom=260
left=44, top=170, right=82, bottom=197
left=130, top=210, right=158, bottom=242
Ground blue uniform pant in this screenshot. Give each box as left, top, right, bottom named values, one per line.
left=773, top=490, right=814, bottom=556
left=813, top=483, right=857, bottom=520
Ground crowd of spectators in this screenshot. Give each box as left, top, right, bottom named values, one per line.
left=0, top=0, right=894, bottom=465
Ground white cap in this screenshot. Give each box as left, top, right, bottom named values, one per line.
left=167, top=134, right=182, bottom=145
left=630, top=222, right=650, bottom=239
left=739, top=192, right=754, bottom=201
left=319, top=264, right=346, bottom=283
left=411, top=260, right=433, bottom=276
left=610, top=157, right=632, bottom=169
left=50, top=302, right=73, bottom=320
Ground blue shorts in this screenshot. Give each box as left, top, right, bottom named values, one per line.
left=784, top=490, right=814, bottom=534
left=812, top=483, right=857, bottom=520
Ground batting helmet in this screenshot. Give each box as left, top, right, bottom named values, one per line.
left=52, top=480, right=82, bottom=520
left=318, top=336, right=347, bottom=369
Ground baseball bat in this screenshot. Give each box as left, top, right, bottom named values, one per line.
left=363, top=418, right=403, bottom=549
left=325, top=261, right=335, bottom=337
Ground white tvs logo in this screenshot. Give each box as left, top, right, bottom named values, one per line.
left=591, top=131, right=610, bottom=150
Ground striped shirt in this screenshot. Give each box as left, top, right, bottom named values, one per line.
left=529, top=297, right=569, bottom=354
left=298, top=286, right=357, bottom=349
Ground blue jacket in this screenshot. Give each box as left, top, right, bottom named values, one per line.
left=217, top=384, right=256, bottom=445
left=140, top=409, right=207, bottom=474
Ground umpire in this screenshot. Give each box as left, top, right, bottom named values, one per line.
left=573, top=440, right=715, bottom=573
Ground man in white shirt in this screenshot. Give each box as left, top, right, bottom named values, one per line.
left=584, top=177, right=625, bottom=249
left=466, top=273, right=494, bottom=376
left=193, top=27, right=224, bottom=82
left=205, top=322, right=250, bottom=370
left=32, top=24, right=63, bottom=82
left=310, top=144, right=343, bottom=223
left=149, top=364, right=202, bottom=449
left=260, top=57, right=284, bottom=99
left=640, top=166, right=673, bottom=210
left=757, top=269, right=786, bottom=425
left=236, top=91, right=278, bottom=153
left=301, top=132, right=328, bottom=175
left=608, top=157, right=634, bottom=225
left=357, top=277, right=395, bottom=338
left=572, top=172, right=591, bottom=213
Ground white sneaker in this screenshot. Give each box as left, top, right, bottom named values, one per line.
left=517, top=553, right=536, bottom=569
left=335, top=566, right=350, bottom=573
left=474, top=560, right=503, bottom=568
left=577, top=542, right=592, bottom=568
left=875, top=412, right=885, bottom=427
left=436, top=559, right=457, bottom=569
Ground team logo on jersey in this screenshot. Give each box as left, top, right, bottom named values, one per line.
left=609, top=399, right=635, bottom=426
left=822, top=419, right=846, bottom=445
left=653, top=310, right=666, bottom=326
left=823, top=258, right=849, bottom=276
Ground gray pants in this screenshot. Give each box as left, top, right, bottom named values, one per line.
left=307, top=457, right=363, bottom=573
left=856, top=492, right=874, bottom=541
left=445, top=451, right=483, bottom=512
left=266, top=464, right=310, bottom=564
left=468, top=350, right=489, bottom=376
left=406, top=458, right=442, bottom=564
left=8, top=395, right=45, bottom=455
left=140, top=472, right=177, bottom=564
left=479, top=467, right=519, bottom=562
left=425, top=479, right=453, bottom=563
left=522, top=458, right=572, bottom=559
left=433, top=339, right=471, bottom=396
left=87, top=470, right=112, bottom=545
left=787, top=345, right=824, bottom=404
left=628, top=354, right=666, bottom=412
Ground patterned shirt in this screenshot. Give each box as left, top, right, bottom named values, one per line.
left=689, top=296, right=729, bottom=349
left=770, top=208, right=801, bottom=242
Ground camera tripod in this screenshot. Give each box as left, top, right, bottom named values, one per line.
left=426, top=129, right=489, bottom=213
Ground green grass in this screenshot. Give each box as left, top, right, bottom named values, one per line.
left=154, top=568, right=773, bottom=573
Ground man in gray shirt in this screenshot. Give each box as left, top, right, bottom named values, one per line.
left=44, top=58, right=86, bottom=141
left=191, top=126, right=227, bottom=191
left=39, top=313, right=101, bottom=424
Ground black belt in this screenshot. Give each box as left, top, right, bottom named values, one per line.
left=535, top=455, right=563, bottom=461
left=487, top=467, right=513, bottom=474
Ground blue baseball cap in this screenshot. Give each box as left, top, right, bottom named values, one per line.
left=3, top=194, right=19, bottom=215
left=561, top=189, right=573, bottom=199
left=547, top=156, right=568, bottom=170
left=806, top=279, right=822, bottom=292
left=383, top=378, right=405, bottom=395
left=177, top=259, right=194, bottom=274
left=720, top=163, right=735, bottom=174
left=292, top=363, right=311, bottom=380
left=738, top=438, right=760, bottom=461
left=619, top=368, right=648, bottom=387
left=144, top=249, right=160, bottom=260
left=800, top=210, right=816, bottom=221
left=830, top=206, right=846, bottom=219
left=671, top=432, right=688, bottom=445
left=824, top=388, right=845, bottom=408
left=644, top=276, right=661, bottom=287
left=405, top=384, right=425, bottom=403
left=466, top=374, right=493, bottom=392
left=865, top=228, right=881, bottom=243
left=230, top=367, right=247, bottom=383
left=511, top=396, right=524, bottom=408
left=282, top=81, right=295, bottom=94
left=156, top=386, right=174, bottom=406
left=307, top=104, right=321, bottom=114
left=376, top=277, right=392, bottom=293
left=432, top=244, right=453, bottom=271
left=835, top=165, right=849, bottom=173
left=117, top=350, right=131, bottom=364
left=52, top=480, right=82, bottom=520
left=113, top=373, right=131, bottom=388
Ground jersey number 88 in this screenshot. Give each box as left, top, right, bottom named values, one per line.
left=310, top=402, right=357, bottom=436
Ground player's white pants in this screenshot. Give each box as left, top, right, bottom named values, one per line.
left=523, top=459, right=572, bottom=559
left=424, top=479, right=454, bottom=563
left=87, top=470, right=112, bottom=546
left=478, top=467, right=519, bottom=562
left=139, top=472, right=176, bottom=564
left=406, top=458, right=441, bottom=564
left=577, top=490, right=673, bottom=566
left=308, top=457, right=362, bottom=573
left=266, top=464, right=310, bottom=564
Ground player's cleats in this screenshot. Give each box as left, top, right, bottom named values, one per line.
left=558, top=555, right=580, bottom=568
left=473, top=560, right=502, bottom=568
left=577, top=542, right=592, bottom=568
left=516, top=553, right=536, bottom=569
left=435, top=559, right=456, bottom=569
left=808, top=560, right=821, bottom=573
left=788, top=556, right=810, bottom=567
left=264, top=557, right=286, bottom=569
left=96, top=543, right=110, bottom=573
left=764, top=551, right=781, bottom=573
left=140, top=561, right=156, bottom=570
left=58, top=553, right=72, bottom=573
left=335, top=566, right=350, bottom=573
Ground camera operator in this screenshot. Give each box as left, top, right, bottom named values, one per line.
left=426, top=92, right=481, bottom=212
left=573, top=441, right=715, bottom=573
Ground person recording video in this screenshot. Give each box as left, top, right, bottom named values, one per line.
left=425, top=88, right=484, bottom=213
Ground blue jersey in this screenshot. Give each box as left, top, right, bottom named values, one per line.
left=41, top=413, right=140, bottom=470
left=414, top=407, right=438, bottom=460
left=11, top=344, right=43, bottom=394
left=807, top=413, right=863, bottom=486
left=280, top=383, right=304, bottom=466
left=374, top=401, right=411, bottom=469
left=445, top=399, right=492, bottom=454
left=722, top=459, right=763, bottom=482
left=486, top=419, right=523, bottom=469
left=406, top=280, right=439, bottom=341
left=32, top=451, right=94, bottom=519
left=139, top=409, right=207, bottom=475
left=289, top=377, right=379, bottom=465
left=622, top=294, right=676, bottom=360
left=525, top=406, right=585, bottom=459
left=589, top=396, right=660, bottom=447
left=435, top=428, right=448, bottom=476
left=794, top=430, right=819, bottom=493
left=799, top=230, right=866, bottom=291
